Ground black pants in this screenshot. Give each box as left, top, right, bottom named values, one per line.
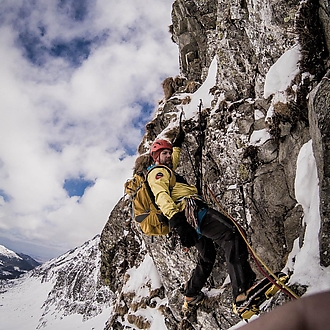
left=184, top=208, right=256, bottom=300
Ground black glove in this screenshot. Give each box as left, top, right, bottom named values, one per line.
left=170, top=212, right=199, bottom=248
left=172, top=128, right=185, bottom=148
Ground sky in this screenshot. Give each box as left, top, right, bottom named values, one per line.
left=0, top=0, right=179, bottom=262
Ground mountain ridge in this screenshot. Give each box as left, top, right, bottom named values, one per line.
left=0, top=235, right=116, bottom=330
left=0, top=244, right=40, bottom=280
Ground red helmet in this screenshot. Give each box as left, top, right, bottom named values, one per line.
left=150, top=139, right=173, bottom=161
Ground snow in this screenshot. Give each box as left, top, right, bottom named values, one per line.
left=263, top=45, right=302, bottom=123
left=155, top=56, right=217, bottom=140
left=264, top=45, right=301, bottom=98
left=180, top=55, right=218, bottom=120
left=0, top=244, right=22, bottom=260
left=124, top=253, right=162, bottom=295
left=265, top=90, right=289, bottom=122
left=0, top=275, right=112, bottom=330
left=249, top=128, right=271, bottom=146
left=285, top=140, right=330, bottom=294
left=122, top=253, right=168, bottom=330
left=0, top=236, right=115, bottom=330
left=125, top=304, right=167, bottom=330
left=0, top=276, right=53, bottom=330
left=254, top=109, right=265, bottom=120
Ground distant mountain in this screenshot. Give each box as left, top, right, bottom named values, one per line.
left=0, top=245, right=41, bottom=280
left=0, top=235, right=116, bottom=330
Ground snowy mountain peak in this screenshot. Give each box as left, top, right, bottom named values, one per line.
left=0, top=244, right=22, bottom=260
left=0, top=244, right=40, bottom=280
left=0, top=235, right=114, bottom=330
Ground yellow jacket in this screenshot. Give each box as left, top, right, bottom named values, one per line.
left=147, top=147, right=198, bottom=219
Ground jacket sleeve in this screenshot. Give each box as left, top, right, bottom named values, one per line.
left=147, top=167, right=181, bottom=219
left=172, top=147, right=181, bottom=171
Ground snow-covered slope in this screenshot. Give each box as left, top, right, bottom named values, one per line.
left=0, top=245, right=40, bottom=280
left=0, top=236, right=114, bottom=330
left=0, top=234, right=169, bottom=330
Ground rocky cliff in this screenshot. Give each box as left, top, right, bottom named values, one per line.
left=100, top=0, right=330, bottom=329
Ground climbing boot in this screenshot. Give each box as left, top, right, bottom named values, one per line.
left=182, top=292, right=205, bottom=311
left=235, top=281, right=259, bottom=305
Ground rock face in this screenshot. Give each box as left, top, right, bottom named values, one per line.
left=33, top=236, right=113, bottom=323
left=100, top=0, right=330, bottom=328
left=309, top=70, right=330, bottom=267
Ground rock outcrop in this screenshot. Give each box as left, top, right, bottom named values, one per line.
left=100, top=0, right=330, bottom=328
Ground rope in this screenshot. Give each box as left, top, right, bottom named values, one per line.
left=197, top=99, right=203, bottom=195
left=179, top=109, right=201, bottom=186
left=180, top=105, right=204, bottom=195
left=204, top=183, right=299, bottom=300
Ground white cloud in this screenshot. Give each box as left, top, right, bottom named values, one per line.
left=0, top=0, right=178, bottom=261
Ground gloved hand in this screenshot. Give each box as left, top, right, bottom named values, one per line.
left=172, top=128, right=185, bottom=148
left=170, top=212, right=199, bottom=248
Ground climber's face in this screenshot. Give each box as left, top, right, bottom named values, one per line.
left=157, top=149, right=173, bottom=168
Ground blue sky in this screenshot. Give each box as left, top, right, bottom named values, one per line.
left=63, top=177, right=95, bottom=198
left=0, top=0, right=178, bottom=261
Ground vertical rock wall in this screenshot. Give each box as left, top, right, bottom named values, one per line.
left=309, top=70, right=330, bottom=267
left=100, top=0, right=330, bottom=328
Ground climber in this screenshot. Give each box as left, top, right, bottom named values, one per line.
left=147, top=130, right=257, bottom=310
